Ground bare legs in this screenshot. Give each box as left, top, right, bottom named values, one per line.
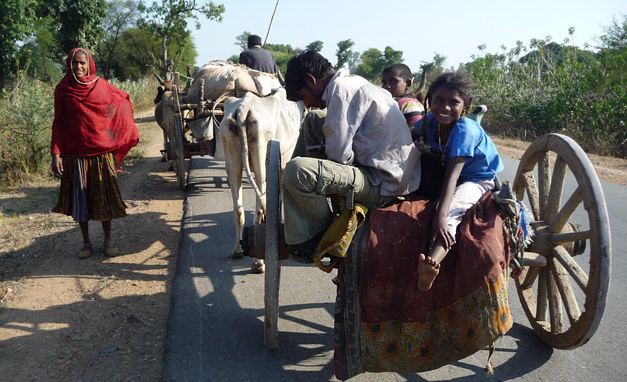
left=101, top=220, right=112, bottom=244
left=418, top=239, right=450, bottom=291
left=77, top=220, right=115, bottom=258
left=79, top=221, right=112, bottom=244
left=79, top=221, right=91, bottom=246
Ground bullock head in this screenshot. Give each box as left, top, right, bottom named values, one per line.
left=154, top=79, right=173, bottom=105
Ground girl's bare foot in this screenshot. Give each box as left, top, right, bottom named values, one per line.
left=418, top=253, right=440, bottom=291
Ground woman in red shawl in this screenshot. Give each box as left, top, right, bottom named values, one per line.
left=51, top=48, right=139, bottom=259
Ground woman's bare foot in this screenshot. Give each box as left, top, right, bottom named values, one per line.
left=418, top=253, right=440, bottom=291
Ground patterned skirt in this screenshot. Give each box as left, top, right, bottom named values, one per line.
left=53, top=152, right=127, bottom=221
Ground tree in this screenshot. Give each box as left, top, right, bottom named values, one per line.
left=383, top=46, right=403, bottom=65
left=598, top=14, right=627, bottom=51
left=95, top=0, right=140, bottom=79
left=0, top=0, right=37, bottom=90
left=264, top=43, right=299, bottom=76
left=138, top=0, right=225, bottom=79
left=16, top=16, right=62, bottom=85
left=335, top=39, right=355, bottom=70
left=44, top=0, right=108, bottom=56
left=114, top=27, right=159, bottom=80
left=234, top=31, right=250, bottom=52
left=105, top=27, right=196, bottom=81
left=354, top=46, right=403, bottom=82
left=306, top=40, right=323, bottom=52
left=420, top=53, right=447, bottom=80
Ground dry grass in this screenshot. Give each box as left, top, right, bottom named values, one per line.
left=491, top=136, right=627, bottom=186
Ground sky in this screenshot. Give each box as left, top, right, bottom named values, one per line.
left=191, top=0, right=625, bottom=71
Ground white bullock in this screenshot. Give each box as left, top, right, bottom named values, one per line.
left=219, top=88, right=304, bottom=273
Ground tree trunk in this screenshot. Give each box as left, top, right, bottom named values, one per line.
left=162, top=33, right=169, bottom=80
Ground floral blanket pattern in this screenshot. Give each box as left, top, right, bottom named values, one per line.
left=334, top=192, right=513, bottom=380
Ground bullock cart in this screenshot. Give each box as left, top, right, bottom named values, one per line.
left=254, top=131, right=611, bottom=371
left=163, top=72, right=224, bottom=190
left=160, top=65, right=283, bottom=191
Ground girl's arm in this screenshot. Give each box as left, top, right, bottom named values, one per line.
left=431, top=156, right=467, bottom=249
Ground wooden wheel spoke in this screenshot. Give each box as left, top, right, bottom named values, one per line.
left=522, top=170, right=541, bottom=221
left=521, top=265, right=540, bottom=289
left=537, top=151, right=551, bottom=219
left=553, top=246, right=589, bottom=290
left=549, top=258, right=581, bottom=325
left=552, top=229, right=591, bottom=245
left=546, top=156, right=567, bottom=221
left=536, top=268, right=548, bottom=322
left=549, top=187, right=583, bottom=233
left=547, top=268, right=564, bottom=333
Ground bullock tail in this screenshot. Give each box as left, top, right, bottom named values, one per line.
left=236, top=104, right=265, bottom=204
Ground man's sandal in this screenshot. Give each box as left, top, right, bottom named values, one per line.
left=78, top=244, right=93, bottom=259
left=104, top=241, right=119, bottom=257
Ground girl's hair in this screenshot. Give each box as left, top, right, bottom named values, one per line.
left=382, top=63, right=413, bottom=82
left=425, top=72, right=473, bottom=113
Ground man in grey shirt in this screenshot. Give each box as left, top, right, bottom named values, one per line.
left=282, top=50, right=422, bottom=262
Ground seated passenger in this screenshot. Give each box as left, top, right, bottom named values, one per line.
left=283, top=51, right=422, bottom=263
left=417, top=72, right=504, bottom=291
left=381, top=63, right=424, bottom=127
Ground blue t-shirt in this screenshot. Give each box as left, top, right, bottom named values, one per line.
left=419, top=114, right=504, bottom=183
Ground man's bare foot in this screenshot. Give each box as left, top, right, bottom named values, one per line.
left=418, top=253, right=440, bottom=291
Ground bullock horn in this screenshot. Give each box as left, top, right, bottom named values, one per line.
left=153, top=73, right=165, bottom=85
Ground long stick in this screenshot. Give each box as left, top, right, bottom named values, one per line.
left=263, top=0, right=280, bottom=47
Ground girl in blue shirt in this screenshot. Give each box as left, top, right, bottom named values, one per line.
left=417, top=72, right=504, bottom=291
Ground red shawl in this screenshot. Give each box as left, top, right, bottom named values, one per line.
left=51, top=48, right=139, bottom=169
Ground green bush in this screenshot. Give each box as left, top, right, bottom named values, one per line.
left=464, top=35, right=627, bottom=157
left=0, top=75, right=54, bottom=186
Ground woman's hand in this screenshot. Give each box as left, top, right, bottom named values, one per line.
left=52, top=154, right=63, bottom=176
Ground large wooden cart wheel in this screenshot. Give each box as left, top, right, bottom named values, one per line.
left=264, top=140, right=282, bottom=349
left=172, top=85, right=186, bottom=190
left=513, top=133, right=611, bottom=349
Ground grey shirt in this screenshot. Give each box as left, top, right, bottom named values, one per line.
left=322, top=69, right=422, bottom=196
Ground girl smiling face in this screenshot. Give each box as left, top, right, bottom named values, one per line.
left=430, top=87, right=466, bottom=128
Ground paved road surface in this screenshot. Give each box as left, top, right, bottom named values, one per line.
left=163, top=154, right=626, bottom=381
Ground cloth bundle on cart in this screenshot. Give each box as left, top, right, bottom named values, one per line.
left=334, top=192, right=513, bottom=380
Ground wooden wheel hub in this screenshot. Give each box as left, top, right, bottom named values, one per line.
left=527, top=221, right=586, bottom=258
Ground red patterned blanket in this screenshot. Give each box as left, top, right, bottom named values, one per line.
left=334, top=192, right=512, bottom=380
